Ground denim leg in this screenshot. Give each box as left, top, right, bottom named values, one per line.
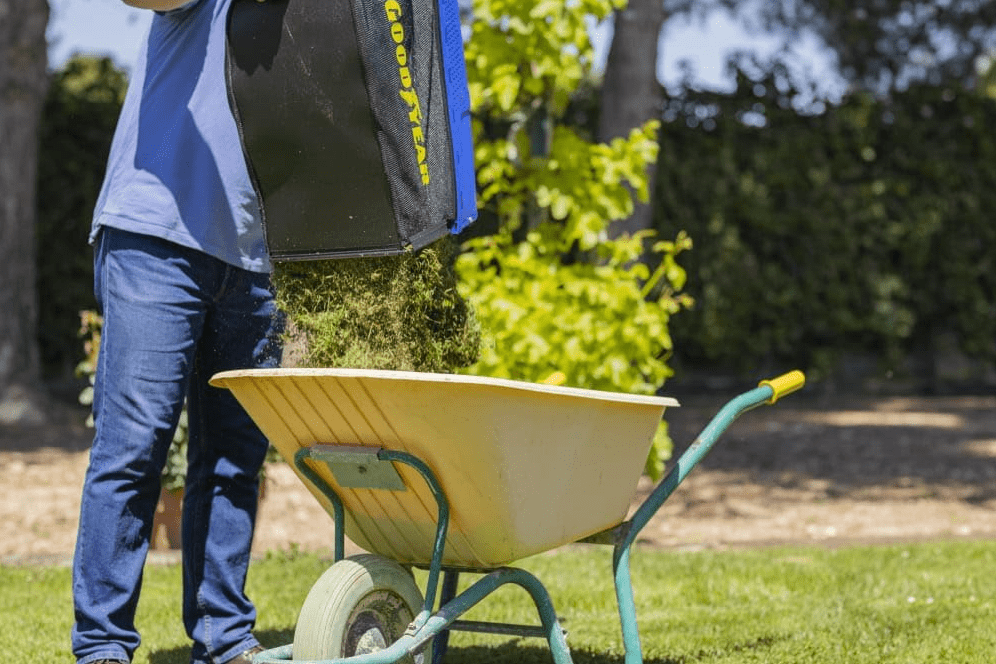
left=72, top=229, right=209, bottom=664
left=72, top=228, right=283, bottom=664
left=183, top=265, right=284, bottom=664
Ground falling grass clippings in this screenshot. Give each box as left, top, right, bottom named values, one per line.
left=272, top=237, right=481, bottom=373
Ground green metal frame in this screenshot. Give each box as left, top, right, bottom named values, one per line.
left=255, top=382, right=780, bottom=664
left=609, top=384, right=775, bottom=664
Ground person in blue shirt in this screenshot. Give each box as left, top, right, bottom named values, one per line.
left=71, top=2, right=283, bottom=663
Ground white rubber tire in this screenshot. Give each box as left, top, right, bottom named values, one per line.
left=293, top=554, right=430, bottom=664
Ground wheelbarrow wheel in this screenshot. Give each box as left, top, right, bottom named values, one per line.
left=293, top=554, right=430, bottom=664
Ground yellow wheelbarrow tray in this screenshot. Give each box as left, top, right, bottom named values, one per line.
left=210, top=367, right=805, bottom=664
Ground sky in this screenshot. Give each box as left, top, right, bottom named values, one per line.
left=47, top=0, right=150, bottom=71
left=46, top=0, right=841, bottom=95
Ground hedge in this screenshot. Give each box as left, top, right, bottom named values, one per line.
left=36, top=56, right=125, bottom=379
left=657, top=70, right=996, bottom=384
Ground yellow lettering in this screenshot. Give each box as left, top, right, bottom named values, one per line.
left=385, top=0, right=429, bottom=187
left=399, top=89, right=423, bottom=123
left=399, top=66, right=412, bottom=88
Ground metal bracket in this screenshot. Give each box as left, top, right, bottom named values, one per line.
left=307, top=444, right=407, bottom=492
left=577, top=521, right=630, bottom=546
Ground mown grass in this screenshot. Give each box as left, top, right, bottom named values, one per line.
left=6, top=540, right=996, bottom=663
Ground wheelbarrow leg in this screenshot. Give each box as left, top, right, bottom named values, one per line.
left=425, top=568, right=572, bottom=664
left=607, top=373, right=806, bottom=664
left=502, top=568, right=573, bottom=664
left=612, top=541, right=643, bottom=664
left=417, top=568, right=573, bottom=664
left=431, top=570, right=460, bottom=664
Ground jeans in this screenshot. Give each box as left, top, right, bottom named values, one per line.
left=72, top=228, right=284, bottom=664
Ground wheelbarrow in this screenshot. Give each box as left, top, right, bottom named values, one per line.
left=210, top=368, right=805, bottom=664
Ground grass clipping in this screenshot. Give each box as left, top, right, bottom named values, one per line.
left=272, top=238, right=481, bottom=373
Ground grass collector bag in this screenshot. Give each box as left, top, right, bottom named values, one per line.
left=226, top=0, right=477, bottom=260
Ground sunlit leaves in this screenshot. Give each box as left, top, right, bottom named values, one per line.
left=458, top=0, right=694, bottom=476
left=457, top=225, right=692, bottom=477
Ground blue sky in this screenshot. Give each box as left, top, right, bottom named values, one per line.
left=47, top=0, right=150, bottom=72
left=46, top=0, right=840, bottom=94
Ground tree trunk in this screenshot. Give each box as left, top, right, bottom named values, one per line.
left=0, top=0, right=50, bottom=423
left=598, top=0, right=666, bottom=239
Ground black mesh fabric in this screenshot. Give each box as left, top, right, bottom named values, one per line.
left=226, top=0, right=458, bottom=260
left=350, top=0, right=456, bottom=243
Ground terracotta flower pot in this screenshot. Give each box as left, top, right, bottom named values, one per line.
left=151, top=486, right=184, bottom=550
left=150, top=480, right=268, bottom=551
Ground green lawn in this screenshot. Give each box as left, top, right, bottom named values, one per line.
left=6, top=540, right=996, bottom=663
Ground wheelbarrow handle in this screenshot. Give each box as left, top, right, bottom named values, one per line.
left=611, top=370, right=806, bottom=663
left=626, top=370, right=806, bottom=542
left=758, top=370, right=806, bottom=404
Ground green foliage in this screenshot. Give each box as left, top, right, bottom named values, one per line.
left=658, top=71, right=996, bottom=380
left=36, top=56, right=125, bottom=379
left=760, top=0, right=996, bottom=93
left=464, top=0, right=621, bottom=118
left=979, top=56, right=996, bottom=100
left=458, top=227, right=691, bottom=478
left=459, top=0, right=691, bottom=476
left=272, top=239, right=480, bottom=373
left=459, top=227, right=690, bottom=390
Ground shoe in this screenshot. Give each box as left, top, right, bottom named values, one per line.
left=221, top=645, right=265, bottom=664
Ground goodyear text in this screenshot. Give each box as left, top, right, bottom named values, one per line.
left=384, top=0, right=429, bottom=185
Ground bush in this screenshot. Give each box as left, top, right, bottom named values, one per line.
left=460, top=0, right=693, bottom=477
left=458, top=225, right=691, bottom=478
left=36, top=56, right=125, bottom=380
left=657, top=72, right=996, bottom=381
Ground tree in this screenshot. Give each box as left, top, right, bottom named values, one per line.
left=598, top=0, right=747, bottom=239
left=596, top=0, right=996, bottom=243
left=597, top=0, right=668, bottom=238
left=761, top=0, right=996, bottom=93
left=0, top=0, right=50, bottom=423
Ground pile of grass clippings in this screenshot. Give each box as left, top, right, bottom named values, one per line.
left=272, top=238, right=481, bottom=373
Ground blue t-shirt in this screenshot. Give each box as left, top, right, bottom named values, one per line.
left=91, top=0, right=269, bottom=273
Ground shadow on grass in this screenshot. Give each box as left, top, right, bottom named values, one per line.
left=148, top=628, right=294, bottom=664
left=148, top=632, right=779, bottom=664
left=443, top=636, right=783, bottom=664
left=440, top=643, right=683, bottom=664
left=257, top=628, right=296, bottom=651
left=148, top=644, right=188, bottom=664
left=441, top=634, right=782, bottom=664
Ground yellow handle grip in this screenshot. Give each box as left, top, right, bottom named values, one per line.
left=758, top=370, right=805, bottom=404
